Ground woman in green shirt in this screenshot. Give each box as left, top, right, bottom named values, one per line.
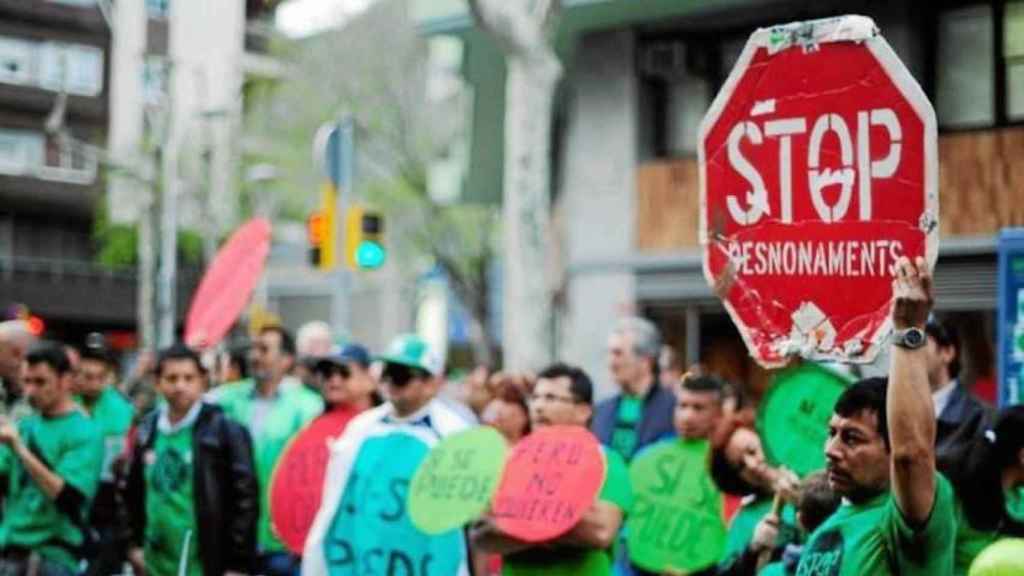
left=939, top=405, right=1024, bottom=575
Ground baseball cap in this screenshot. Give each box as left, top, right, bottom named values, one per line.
left=315, top=343, right=372, bottom=372
left=377, top=334, right=442, bottom=377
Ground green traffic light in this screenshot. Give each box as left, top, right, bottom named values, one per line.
left=355, top=240, right=386, bottom=269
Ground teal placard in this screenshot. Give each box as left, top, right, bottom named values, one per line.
left=757, top=362, right=850, bottom=477
left=628, top=438, right=727, bottom=573
left=322, top=432, right=464, bottom=575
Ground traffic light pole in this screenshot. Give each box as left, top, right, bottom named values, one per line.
left=332, top=119, right=354, bottom=339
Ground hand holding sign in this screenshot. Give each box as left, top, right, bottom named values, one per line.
left=627, top=438, right=726, bottom=573
left=491, top=426, right=605, bottom=543
left=699, top=15, right=938, bottom=367
left=408, top=427, right=507, bottom=535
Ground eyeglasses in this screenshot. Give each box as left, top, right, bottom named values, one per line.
left=381, top=364, right=426, bottom=388
left=528, top=393, right=578, bottom=405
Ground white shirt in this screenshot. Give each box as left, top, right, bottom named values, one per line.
left=302, top=398, right=472, bottom=576
left=932, top=380, right=957, bottom=419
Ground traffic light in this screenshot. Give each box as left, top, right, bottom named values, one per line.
left=307, top=183, right=338, bottom=270
left=345, top=204, right=386, bottom=270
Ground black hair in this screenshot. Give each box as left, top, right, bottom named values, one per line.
left=261, top=326, right=296, bottom=357
left=25, top=341, right=72, bottom=376
left=925, top=318, right=961, bottom=380
left=536, top=362, right=594, bottom=405
left=156, top=344, right=207, bottom=377
left=798, top=471, right=841, bottom=533
left=79, top=343, right=113, bottom=366
left=834, top=377, right=890, bottom=451
left=228, top=344, right=249, bottom=379
left=939, top=406, right=1024, bottom=535
left=681, top=374, right=725, bottom=398
left=710, top=447, right=761, bottom=497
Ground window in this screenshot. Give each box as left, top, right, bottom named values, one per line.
left=1007, top=1, right=1024, bottom=120
left=936, top=4, right=995, bottom=128
left=39, top=42, right=104, bottom=97
left=146, top=0, right=169, bottom=19
left=0, top=129, right=44, bottom=176
left=0, top=37, right=34, bottom=86
left=0, top=128, right=95, bottom=184
left=141, top=56, right=167, bottom=106
left=38, top=132, right=97, bottom=184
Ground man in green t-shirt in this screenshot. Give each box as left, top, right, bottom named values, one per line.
left=472, top=363, right=632, bottom=576
left=795, top=256, right=957, bottom=576
left=75, top=340, right=135, bottom=576
left=0, top=341, right=104, bottom=575
left=122, top=344, right=258, bottom=576
left=212, top=326, right=322, bottom=576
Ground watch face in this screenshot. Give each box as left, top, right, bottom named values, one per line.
left=904, top=329, right=925, bottom=347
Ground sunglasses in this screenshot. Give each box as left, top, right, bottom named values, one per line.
left=382, top=363, right=427, bottom=388
left=316, top=364, right=351, bottom=379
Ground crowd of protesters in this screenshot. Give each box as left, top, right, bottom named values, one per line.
left=0, top=256, right=1021, bottom=575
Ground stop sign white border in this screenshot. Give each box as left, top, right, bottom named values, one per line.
left=697, top=15, right=939, bottom=367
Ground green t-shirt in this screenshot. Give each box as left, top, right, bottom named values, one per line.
left=213, top=378, right=323, bottom=551
left=145, top=423, right=201, bottom=576
left=81, top=387, right=134, bottom=483
left=952, top=497, right=998, bottom=576
left=610, top=395, right=643, bottom=463
left=795, top=474, right=956, bottom=576
left=503, top=448, right=633, bottom=576
left=760, top=561, right=787, bottom=576
left=0, top=410, right=103, bottom=568
left=722, top=495, right=799, bottom=566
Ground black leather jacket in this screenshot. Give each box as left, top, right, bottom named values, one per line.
left=120, top=403, right=259, bottom=575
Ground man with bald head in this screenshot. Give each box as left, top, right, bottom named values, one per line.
left=0, top=321, right=37, bottom=421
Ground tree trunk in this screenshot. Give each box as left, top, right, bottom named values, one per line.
left=502, top=54, right=560, bottom=371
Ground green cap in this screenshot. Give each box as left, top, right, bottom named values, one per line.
left=378, top=334, right=442, bottom=376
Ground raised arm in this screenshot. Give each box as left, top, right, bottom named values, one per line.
left=887, top=256, right=937, bottom=526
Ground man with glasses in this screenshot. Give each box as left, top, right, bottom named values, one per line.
left=472, top=363, right=632, bottom=575
left=213, top=326, right=322, bottom=576
left=302, top=334, right=473, bottom=576
left=74, top=339, right=133, bottom=576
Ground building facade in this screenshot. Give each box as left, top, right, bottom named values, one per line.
left=419, top=0, right=1023, bottom=400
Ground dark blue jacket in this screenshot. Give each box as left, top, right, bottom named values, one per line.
left=935, top=381, right=992, bottom=461
left=591, top=383, right=676, bottom=462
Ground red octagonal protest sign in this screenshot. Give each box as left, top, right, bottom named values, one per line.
left=699, top=15, right=938, bottom=368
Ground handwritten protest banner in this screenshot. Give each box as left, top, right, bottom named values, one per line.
left=322, top=432, right=464, bottom=576
left=628, top=438, right=726, bottom=573
left=408, top=427, right=507, bottom=534
left=270, top=410, right=358, bottom=554
left=491, top=426, right=605, bottom=543
left=757, top=362, right=850, bottom=477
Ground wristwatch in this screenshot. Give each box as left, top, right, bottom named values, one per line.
left=892, top=327, right=927, bottom=349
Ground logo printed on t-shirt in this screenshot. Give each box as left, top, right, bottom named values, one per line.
left=796, top=529, right=843, bottom=576
left=152, top=448, right=189, bottom=494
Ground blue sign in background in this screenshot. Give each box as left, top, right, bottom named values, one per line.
left=323, top=432, right=464, bottom=576
left=997, top=229, right=1024, bottom=407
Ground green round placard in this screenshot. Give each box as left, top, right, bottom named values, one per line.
left=628, top=438, right=727, bottom=573
left=408, top=426, right=508, bottom=535
left=969, top=538, right=1024, bottom=576
left=757, top=362, right=850, bottom=477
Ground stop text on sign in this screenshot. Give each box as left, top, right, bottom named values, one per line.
left=726, top=107, right=901, bottom=225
